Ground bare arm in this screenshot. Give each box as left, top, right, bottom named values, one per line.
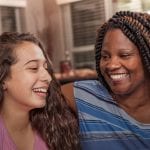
left=61, top=83, right=77, bottom=114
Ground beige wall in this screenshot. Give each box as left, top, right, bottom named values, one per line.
left=25, top=0, right=65, bottom=72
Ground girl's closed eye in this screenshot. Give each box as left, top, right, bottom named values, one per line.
left=25, top=60, right=39, bottom=72
left=29, top=67, right=38, bottom=70
left=27, top=66, right=39, bottom=72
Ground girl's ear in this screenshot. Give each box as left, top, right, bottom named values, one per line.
left=2, top=82, right=7, bottom=90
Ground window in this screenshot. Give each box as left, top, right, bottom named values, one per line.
left=113, top=0, right=142, bottom=12
left=141, top=0, right=150, bottom=13
left=61, top=0, right=106, bottom=69
left=73, top=50, right=95, bottom=69
left=71, top=0, right=105, bottom=47
left=0, top=6, right=25, bottom=33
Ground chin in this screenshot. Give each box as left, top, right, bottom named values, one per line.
left=32, top=102, right=46, bottom=109
left=111, top=88, right=130, bottom=95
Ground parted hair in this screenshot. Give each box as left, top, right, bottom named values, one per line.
left=0, top=32, right=80, bottom=150
left=95, top=11, right=150, bottom=87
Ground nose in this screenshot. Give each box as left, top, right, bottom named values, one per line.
left=105, top=57, right=121, bottom=71
left=40, top=68, right=52, bottom=84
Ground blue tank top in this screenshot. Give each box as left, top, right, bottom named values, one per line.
left=74, top=80, right=150, bottom=150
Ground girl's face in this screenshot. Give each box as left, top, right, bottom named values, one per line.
left=4, top=41, right=52, bottom=111
left=100, top=29, right=146, bottom=96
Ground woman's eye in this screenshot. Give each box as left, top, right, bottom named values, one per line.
left=101, top=54, right=109, bottom=60
left=120, top=54, right=131, bottom=58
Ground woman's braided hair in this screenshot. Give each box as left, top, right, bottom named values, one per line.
left=95, top=11, right=150, bottom=87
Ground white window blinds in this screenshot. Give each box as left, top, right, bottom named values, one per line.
left=0, top=7, right=25, bottom=33
left=71, top=0, right=105, bottom=47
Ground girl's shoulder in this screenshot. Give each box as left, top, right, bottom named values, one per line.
left=34, top=132, right=49, bottom=150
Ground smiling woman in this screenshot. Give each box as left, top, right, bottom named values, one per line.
left=100, top=29, right=145, bottom=95
left=62, top=11, right=150, bottom=150
left=0, top=32, right=80, bottom=150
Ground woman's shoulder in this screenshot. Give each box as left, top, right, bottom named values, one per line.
left=74, top=79, right=101, bottom=87
left=74, top=79, right=113, bottom=102
left=61, top=80, right=101, bottom=100
left=61, top=80, right=100, bottom=111
left=61, top=79, right=112, bottom=112
left=74, top=80, right=107, bottom=93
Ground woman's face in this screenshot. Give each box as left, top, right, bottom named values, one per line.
left=4, top=41, right=52, bottom=111
left=100, top=29, right=146, bottom=95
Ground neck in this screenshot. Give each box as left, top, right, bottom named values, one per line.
left=1, top=110, right=30, bottom=132
left=0, top=99, right=31, bottom=132
left=114, top=81, right=150, bottom=110
left=0, top=98, right=35, bottom=149
left=115, top=93, right=149, bottom=111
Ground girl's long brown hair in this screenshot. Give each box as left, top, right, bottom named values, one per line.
left=0, top=32, right=80, bottom=150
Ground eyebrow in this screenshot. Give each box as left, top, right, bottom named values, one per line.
left=24, top=59, right=48, bottom=66
left=101, top=48, right=136, bottom=52
left=23, top=60, right=39, bottom=66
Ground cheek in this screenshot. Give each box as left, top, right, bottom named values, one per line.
left=130, top=59, right=144, bottom=74
left=135, top=65, right=145, bottom=79
left=19, top=72, right=36, bottom=83
left=13, top=76, right=35, bottom=91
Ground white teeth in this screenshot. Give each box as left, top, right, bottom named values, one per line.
left=110, top=74, right=129, bottom=80
left=33, top=88, right=47, bottom=93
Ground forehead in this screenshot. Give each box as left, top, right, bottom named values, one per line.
left=13, top=41, right=46, bottom=61
left=103, top=29, right=129, bottom=43
left=102, top=29, right=138, bottom=50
